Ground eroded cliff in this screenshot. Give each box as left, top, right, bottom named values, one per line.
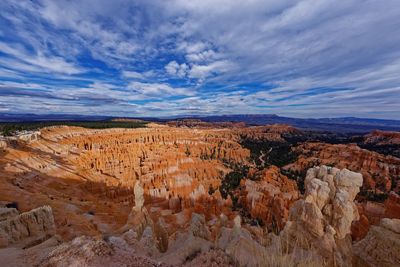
left=0, top=124, right=400, bottom=266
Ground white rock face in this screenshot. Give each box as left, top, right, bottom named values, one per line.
left=281, top=165, right=363, bottom=266
left=233, top=215, right=241, bottom=229
left=0, top=205, right=56, bottom=248
left=134, top=181, right=144, bottom=210
left=120, top=181, right=153, bottom=241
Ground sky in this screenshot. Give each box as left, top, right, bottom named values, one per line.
left=0, top=0, right=400, bottom=119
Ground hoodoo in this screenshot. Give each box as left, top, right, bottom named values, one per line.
left=0, top=125, right=399, bottom=266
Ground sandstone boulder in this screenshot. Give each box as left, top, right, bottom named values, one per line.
left=0, top=205, right=56, bottom=248
left=280, top=165, right=363, bottom=266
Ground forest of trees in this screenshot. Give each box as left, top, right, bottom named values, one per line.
left=0, top=120, right=148, bottom=136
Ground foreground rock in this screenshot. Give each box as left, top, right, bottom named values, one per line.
left=0, top=205, right=56, bottom=248
left=37, top=235, right=172, bottom=267
left=0, top=207, right=19, bottom=222
left=217, top=215, right=267, bottom=266
left=353, top=218, right=400, bottom=267
left=280, top=165, right=363, bottom=266
left=160, top=213, right=213, bottom=266
left=1, top=162, right=399, bottom=266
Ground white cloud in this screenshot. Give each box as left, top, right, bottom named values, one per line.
left=128, top=81, right=194, bottom=97
left=165, top=61, right=189, bottom=78
left=1, top=0, right=400, bottom=118
left=122, top=71, right=145, bottom=80
left=189, top=60, right=234, bottom=80
left=186, top=49, right=218, bottom=63
left=0, top=42, right=83, bottom=75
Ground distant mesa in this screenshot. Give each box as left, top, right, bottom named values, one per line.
left=1, top=113, right=400, bottom=133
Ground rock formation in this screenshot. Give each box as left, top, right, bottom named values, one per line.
left=280, top=165, right=363, bottom=266
left=352, top=191, right=400, bottom=241
left=363, top=130, right=400, bottom=146
left=133, top=180, right=145, bottom=211
left=353, top=218, right=400, bottom=266
left=360, top=130, right=400, bottom=158
left=36, top=235, right=172, bottom=267
left=0, top=123, right=399, bottom=266
left=239, top=124, right=303, bottom=142
left=286, top=142, right=400, bottom=194
left=0, top=207, right=19, bottom=222
left=239, top=166, right=299, bottom=231
left=0, top=139, right=6, bottom=150
left=217, top=217, right=267, bottom=267
left=189, top=213, right=211, bottom=240
left=0, top=125, right=250, bottom=240
left=122, top=181, right=152, bottom=239
left=384, top=191, right=400, bottom=218
left=160, top=212, right=214, bottom=266
left=0, top=205, right=56, bottom=248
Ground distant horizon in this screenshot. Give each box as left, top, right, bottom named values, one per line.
left=1, top=112, right=400, bottom=122
left=1, top=1, right=400, bottom=119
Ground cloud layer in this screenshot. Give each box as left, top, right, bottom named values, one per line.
left=0, top=0, right=400, bottom=118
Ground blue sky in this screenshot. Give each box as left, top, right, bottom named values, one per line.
left=0, top=0, right=400, bottom=119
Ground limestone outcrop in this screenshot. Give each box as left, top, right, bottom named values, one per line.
left=0, top=205, right=56, bottom=248
left=280, top=165, right=363, bottom=266
left=353, top=218, right=400, bottom=267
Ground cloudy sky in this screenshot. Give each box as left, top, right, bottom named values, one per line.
left=1, top=0, right=400, bottom=119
